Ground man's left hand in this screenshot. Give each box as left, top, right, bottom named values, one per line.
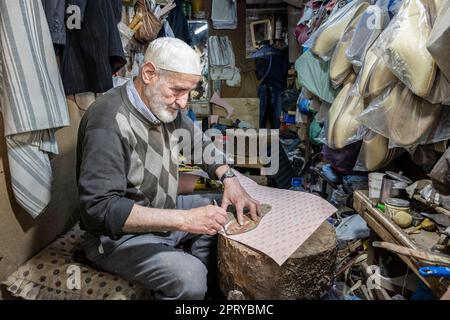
left=220, top=177, right=261, bottom=225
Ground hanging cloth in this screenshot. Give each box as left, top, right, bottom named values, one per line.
left=0, top=0, right=70, bottom=217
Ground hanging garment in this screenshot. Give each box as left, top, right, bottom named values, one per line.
left=211, top=0, right=237, bottom=30
left=41, top=0, right=66, bottom=45
left=322, top=141, right=363, bottom=174
left=61, top=0, right=126, bottom=94
left=295, top=24, right=311, bottom=47
left=157, top=0, right=191, bottom=44
left=295, top=49, right=340, bottom=104
left=208, top=36, right=236, bottom=81
left=0, top=0, right=70, bottom=217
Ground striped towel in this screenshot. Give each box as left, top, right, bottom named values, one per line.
left=0, top=1, right=70, bottom=217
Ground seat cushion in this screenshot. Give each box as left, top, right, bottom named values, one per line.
left=2, top=224, right=149, bottom=300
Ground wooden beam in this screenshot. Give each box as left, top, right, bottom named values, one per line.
left=373, top=241, right=450, bottom=266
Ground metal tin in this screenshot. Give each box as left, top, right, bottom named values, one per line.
left=410, top=211, right=425, bottom=227
left=385, top=171, right=413, bottom=184
left=384, top=198, right=411, bottom=226
left=385, top=198, right=410, bottom=208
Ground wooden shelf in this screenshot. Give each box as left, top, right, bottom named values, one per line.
left=353, top=190, right=450, bottom=297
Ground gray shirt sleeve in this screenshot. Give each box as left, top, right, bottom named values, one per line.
left=177, top=112, right=228, bottom=180
left=78, top=128, right=134, bottom=240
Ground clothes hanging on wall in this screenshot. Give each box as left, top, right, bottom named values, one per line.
left=0, top=0, right=70, bottom=217
left=41, top=0, right=66, bottom=45
left=295, top=49, right=339, bottom=104
left=211, top=0, right=237, bottom=30
left=157, top=0, right=191, bottom=44
left=61, top=0, right=126, bottom=95
left=208, top=36, right=237, bottom=81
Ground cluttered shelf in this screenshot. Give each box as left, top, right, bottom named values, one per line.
left=413, top=194, right=450, bottom=218
left=353, top=190, right=450, bottom=297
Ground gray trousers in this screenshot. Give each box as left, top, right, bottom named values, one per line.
left=83, top=194, right=222, bottom=300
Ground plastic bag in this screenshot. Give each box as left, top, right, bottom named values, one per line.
left=353, top=129, right=402, bottom=172
left=372, top=0, right=436, bottom=97
left=422, top=105, right=450, bottom=145
left=357, top=83, right=443, bottom=148
left=424, top=70, right=450, bottom=106
left=315, top=100, right=332, bottom=124
left=310, top=0, right=370, bottom=61
left=351, top=47, right=398, bottom=98
left=426, top=0, right=450, bottom=82
left=345, top=1, right=391, bottom=70
left=329, top=2, right=370, bottom=87
left=327, top=81, right=365, bottom=149
left=386, top=107, right=450, bottom=152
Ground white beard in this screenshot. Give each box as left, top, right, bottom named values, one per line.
left=144, top=84, right=179, bottom=123
left=152, top=105, right=178, bottom=123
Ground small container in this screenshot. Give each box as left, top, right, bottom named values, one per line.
left=410, top=211, right=424, bottom=227
left=290, top=178, right=305, bottom=192
left=384, top=198, right=410, bottom=219
left=385, top=198, right=412, bottom=228
left=369, top=172, right=385, bottom=201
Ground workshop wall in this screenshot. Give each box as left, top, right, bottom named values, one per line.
left=205, top=0, right=258, bottom=98
left=0, top=97, right=90, bottom=298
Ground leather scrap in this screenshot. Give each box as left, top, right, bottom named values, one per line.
left=224, top=204, right=272, bottom=235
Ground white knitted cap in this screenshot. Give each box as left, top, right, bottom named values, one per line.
left=144, top=37, right=202, bottom=76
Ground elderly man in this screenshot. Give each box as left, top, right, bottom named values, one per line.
left=76, top=37, right=261, bottom=300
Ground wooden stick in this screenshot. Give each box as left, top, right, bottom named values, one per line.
left=442, top=286, right=450, bottom=300
left=372, top=241, right=450, bottom=266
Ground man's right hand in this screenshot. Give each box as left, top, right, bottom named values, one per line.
left=181, top=205, right=228, bottom=235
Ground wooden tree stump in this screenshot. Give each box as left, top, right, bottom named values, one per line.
left=218, top=221, right=337, bottom=300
